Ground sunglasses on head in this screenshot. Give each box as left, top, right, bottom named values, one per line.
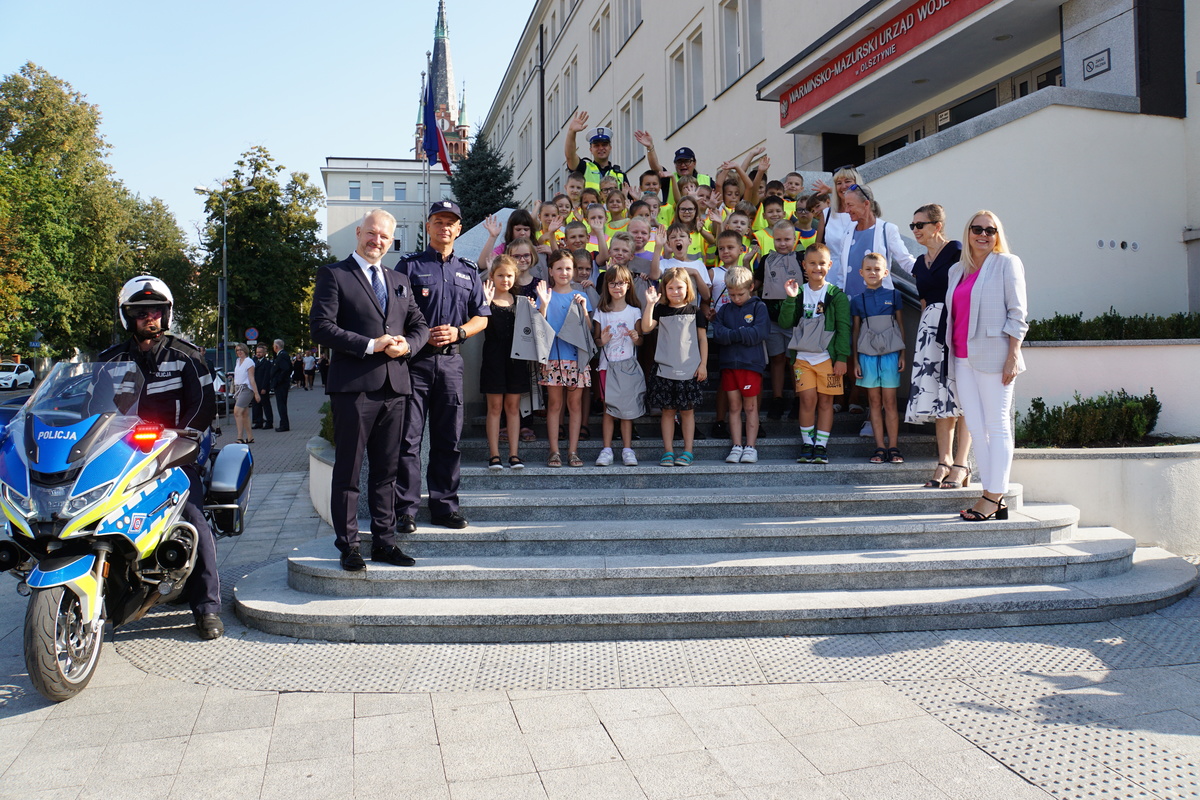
left=847, top=183, right=873, bottom=201
left=970, top=225, right=999, bottom=236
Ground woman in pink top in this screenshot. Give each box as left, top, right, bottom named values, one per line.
left=944, top=211, right=1028, bottom=521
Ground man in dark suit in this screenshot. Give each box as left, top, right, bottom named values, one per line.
left=271, top=338, right=291, bottom=431
left=251, top=343, right=274, bottom=429
left=311, top=209, right=430, bottom=571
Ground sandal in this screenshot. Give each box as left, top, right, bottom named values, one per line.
left=499, top=429, right=509, bottom=443
left=848, top=404, right=865, bottom=414
left=508, top=455, right=525, bottom=470
left=961, top=495, right=1008, bottom=521
left=887, top=447, right=904, bottom=463
left=488, top=456, right=503, bottom=471
left=832, top=403, right=844, bottom=413
left=567, top=452, right=583, bottom=467
left=578, top=425, right=591, bottom=441
left=660, top=452, right=676, bottom=467
left=547, top=452, right=562, bottom=468
left=674, top=451, right=694, bottom=467
left=869, top=448, right=887, bottom=464
left=235, top=438, right=246, bottom=444
left=942, top=464, right=971, bottom=489
left=924, top=462, right=952, bottom=488
left=520, top=428, right=536, bottom=442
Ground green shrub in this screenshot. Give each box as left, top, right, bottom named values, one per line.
left=1026, top=307, right=1200, bottom=341
left=319, top=401, right=334, bottom=445
left=1016, top=389, right=1161, bottom=447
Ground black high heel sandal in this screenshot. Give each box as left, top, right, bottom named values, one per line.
left=924, top=462, right=952, bottom=488
left=960, top=495, right=1007, bottom=521
left=941, top=464, right=971, bottom=489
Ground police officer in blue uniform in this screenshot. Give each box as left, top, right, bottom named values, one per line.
left=394, top=201, right=490, bottom=531
left=100, top=276, right=224, bottom=640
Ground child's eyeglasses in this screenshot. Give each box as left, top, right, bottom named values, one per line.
left=969, top=225, right=999, bottom=236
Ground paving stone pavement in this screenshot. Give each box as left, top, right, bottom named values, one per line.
left=4, top=465, right=1200, bottom=797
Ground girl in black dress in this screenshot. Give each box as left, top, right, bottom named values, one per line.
left=481, top=256, right=532, bottom=469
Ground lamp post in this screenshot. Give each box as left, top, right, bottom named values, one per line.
left=194, top=183, right=257, bottom=420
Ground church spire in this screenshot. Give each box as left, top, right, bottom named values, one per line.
left=458, top=82, right=468, bottom=128
left=430, top=0, right=457, bottom=122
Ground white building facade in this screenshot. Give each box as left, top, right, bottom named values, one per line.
left=321, top=158, right=455, bottom=268
left=480, top=0, right=1198, bottom=318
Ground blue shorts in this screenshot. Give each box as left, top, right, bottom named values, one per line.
left=857, top=352, right=901, bottom=389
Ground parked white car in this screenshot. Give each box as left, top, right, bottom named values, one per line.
left=0, top=362, right=35, bottom=390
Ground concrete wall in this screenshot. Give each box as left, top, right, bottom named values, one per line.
left=869, top=102, right=1189, bottom=319
left=1018, top=341, right=1200, bottom=437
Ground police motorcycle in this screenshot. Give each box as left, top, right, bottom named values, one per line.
left=0, top=361, right=252, bottom=701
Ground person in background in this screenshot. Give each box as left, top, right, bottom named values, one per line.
left=565, top=112, right=628, bottom=192
left=230, top=343, right=260, bottom=444
left=251, top=343, right=273, bottom=430
left=946, top=211, right=1028, bottom=522
left=271, top=338, right=291, bottom=431
left=303, top=349, right=316, bottom=390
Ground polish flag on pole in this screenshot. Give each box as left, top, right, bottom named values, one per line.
left=422, top=61, right=453, bottom=177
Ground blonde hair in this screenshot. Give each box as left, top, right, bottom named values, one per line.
left=961, top=210, right=1010, bottom=272
left=599, top=264, right=641, bottom=312
left=725, top=265, right=753, bottom=291
left=829, top=166, right=863, bottom=214
left=489, top=255, right=519, bottom=279
left=659, top=266, right=697, bottom=305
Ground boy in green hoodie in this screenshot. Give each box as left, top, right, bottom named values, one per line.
left=778, top=243, right=851, bottom=463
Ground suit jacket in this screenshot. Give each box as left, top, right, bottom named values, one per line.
left=310, top=255, right=430, bottom=394
left=271, top=350, right=291, bottom=391
left=254, top=355, right=273, bottom=392
left=945, top=251, right=1028, bottom=375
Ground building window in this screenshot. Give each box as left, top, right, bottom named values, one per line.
left=591, top=6, right=611, bottom=82
left=547, top=84, right=560, bottom=139
left=719, top=0, right=762, bottom=89
left=371, top=181, right=384, bottom=202
left=348, top=180, right=361, bottom=201
left=669, top=28, right=704, bottom=131
left=616, top=0, right=641, bottom=45
left=617, top=89, right=644, bottom=168
left=518, top=120, right=533, bottom=169
left=441, top=184, right=453, bottom=201
left=564, top=58, right=578, bottom=117
left=394, top=182, right=407, bottom=201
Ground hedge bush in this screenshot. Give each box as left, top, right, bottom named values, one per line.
left=1026, top=308, right=1200, bottom=341
left=1015, top=389, right=1161, bottom=447
left=319, top=401, right=334, bottom=445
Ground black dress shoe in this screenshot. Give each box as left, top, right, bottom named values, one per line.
left=431, top=511, right=468, bottom=529
left=340, top=547, right=366, bottom=571
left=398, top=514, right=417, bottom=534
left=196, top=613, right=224, bottom=640
left=370, top=544, right=416, bottom=567
left=275, top=426, right=290, bottom=432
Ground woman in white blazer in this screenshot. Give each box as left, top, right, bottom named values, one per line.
left=944, top=211, right=1028, bottom=521
left=829, top=183, right=916, bottom=291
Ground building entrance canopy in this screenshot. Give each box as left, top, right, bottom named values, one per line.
left=757, top=0, right=1061, bottom=136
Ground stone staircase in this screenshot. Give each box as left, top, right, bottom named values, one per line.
left=235, top=412, right=1198, bottom=642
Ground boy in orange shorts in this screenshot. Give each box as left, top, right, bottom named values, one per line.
left=778, top=244, right=851, bottom=464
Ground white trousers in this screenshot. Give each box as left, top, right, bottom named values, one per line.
left=953, top=358, right=1014, bottom=494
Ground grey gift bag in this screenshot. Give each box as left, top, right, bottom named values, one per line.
left=655, top=313, right=702, bottom=380
left=857, top=314, right=905, bottom=355
left=604, top=357, right=645, bottom=420
left=510, top=297, right=554, bottom=364
left=788, top=314, right=834, bottom=354
left=558, top=299, right=597, bottom=363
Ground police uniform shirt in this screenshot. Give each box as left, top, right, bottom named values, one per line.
left=395, top=247, right=491, bottom=339
left=578, top=157, right=627, bottom=192
left=98, top=335, right=217, bottom=432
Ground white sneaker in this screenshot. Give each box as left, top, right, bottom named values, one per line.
left=595, top=447, right=614, bottom=466
left=621, top=448, right=638, bottom=466
left=740, top=446, right=758, bottom=463
left=859, top=421, right=874, bottom=438
left=726, top=445, right=744, bottom=463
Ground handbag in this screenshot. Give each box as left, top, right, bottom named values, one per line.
left=510, top=297, right=554, bottom=364
left=857, top=314, right=905, bottom=355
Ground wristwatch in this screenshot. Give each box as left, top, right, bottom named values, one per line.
left=456, top=326, right=467, bottom=342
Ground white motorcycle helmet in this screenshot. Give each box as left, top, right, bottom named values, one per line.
left=118, top=275, right=175, bottom=331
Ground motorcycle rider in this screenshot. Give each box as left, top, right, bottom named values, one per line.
left=98, top=276, right=224, bottom=640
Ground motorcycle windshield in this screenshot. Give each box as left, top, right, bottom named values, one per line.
left=23, top=362, right=145, bottom=427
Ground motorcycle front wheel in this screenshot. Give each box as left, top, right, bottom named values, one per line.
left=23, top=586, right=104, bottom=702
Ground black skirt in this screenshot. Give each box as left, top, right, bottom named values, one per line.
left=480, top=303, right=533, bottom=394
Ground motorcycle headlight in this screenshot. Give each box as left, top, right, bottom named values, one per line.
left=61, top=482, right=115, bottom=518
left=28, top=484, right=70, bottom=522
left=3, top=484, right=32, bottom=516
left=128, top=458, right=159, bottom=490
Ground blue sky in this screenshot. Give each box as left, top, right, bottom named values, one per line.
left=0, top=0, right=528, bottom=244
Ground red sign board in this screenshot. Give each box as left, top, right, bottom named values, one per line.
left=779, top=0, right=997, bottom=127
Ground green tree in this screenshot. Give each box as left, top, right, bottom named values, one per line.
left=196, top=146, right=330, bottom=351
left=448, top=132, right=517, bottom=230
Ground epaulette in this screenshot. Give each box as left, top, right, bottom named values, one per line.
left=459, top=257, right=480, bottom=271
left=164, top=334, right=205, bottom=361
left=399, top=251, right=422, bottom=261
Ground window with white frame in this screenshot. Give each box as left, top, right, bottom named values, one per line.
left=591, top=6, right=611, bottom=82
left=518, top=119, right=533, bottom=169
left=547, top=84, right=560, bottom=140
left=719, top=0, right=763, bottom=89
left=616, top=0, right=641, bottom=45
left=348, top=180, right=361, bottom=201
left=564, top=57, right=578, bottom=118
left=617, top=90, right=644, bottom=168
left=394, top=181, right=407, bottom=201
left=371, top=181, right=384, bottom=202
left=669, top=28, right=704, bottom=131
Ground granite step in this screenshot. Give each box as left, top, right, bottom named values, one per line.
left=353, top=504, right=1079, bottom=557
left=416, top=483, right=1025, bottom=523
left=460, top=459, right=933, bottom=489
left=285, top=527, right=1132, bottom=599
left=233, top=547, right=1198, bottom=643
